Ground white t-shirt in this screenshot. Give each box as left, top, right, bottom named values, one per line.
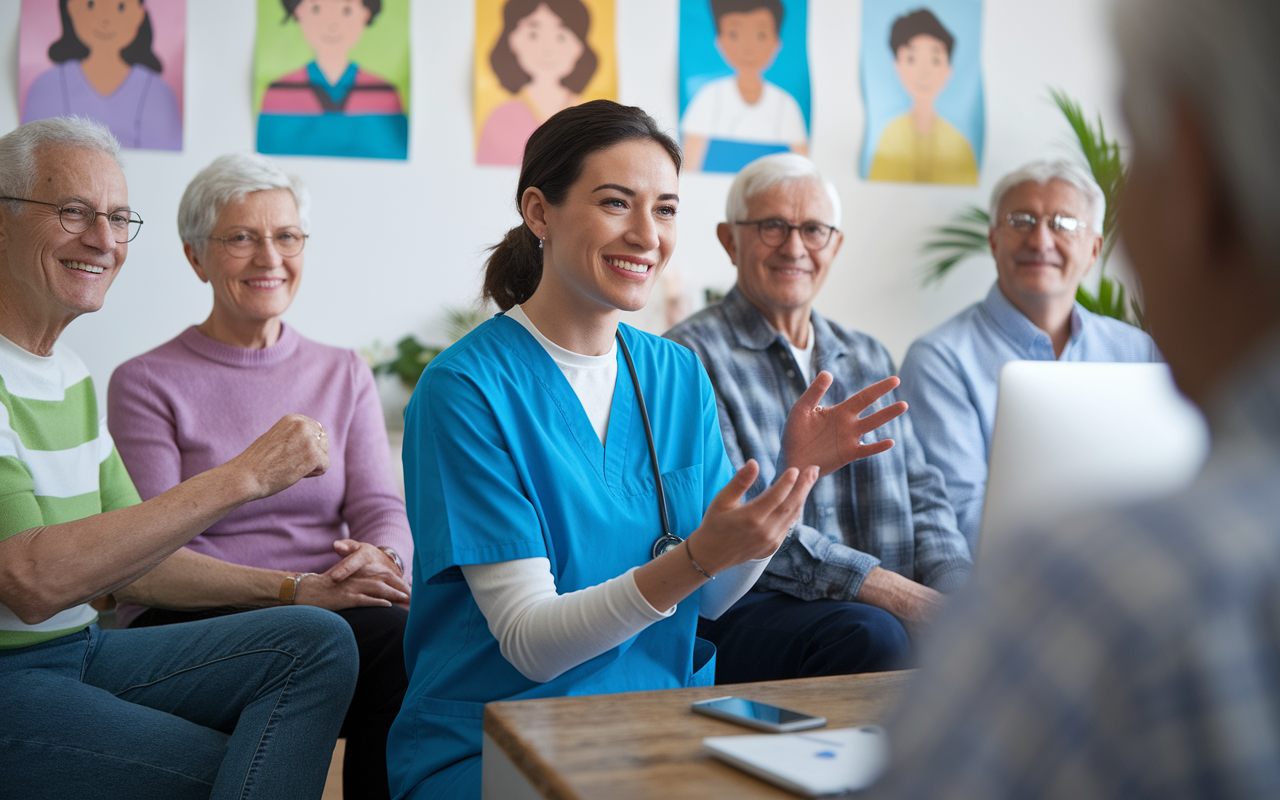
left=681, top=76, right=808, bottom=145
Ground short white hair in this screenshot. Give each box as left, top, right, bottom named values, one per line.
left=1117, top=0, right=1280, bottom=276
left=178, top=152, right=310, bottom=255
left=988, top=160, right=1106, bottom=235
left=725, top=153, right=842, bottom=228
left=0, top=117, right=122, bottom=212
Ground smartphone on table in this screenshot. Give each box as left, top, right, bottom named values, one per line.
left=691, top=696, right=827, bottom=733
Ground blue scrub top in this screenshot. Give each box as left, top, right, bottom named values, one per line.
left=387, top=315, right=733, bottom=799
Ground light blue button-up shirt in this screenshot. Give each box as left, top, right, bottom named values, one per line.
left=898, top=282, right=1161, bottom=551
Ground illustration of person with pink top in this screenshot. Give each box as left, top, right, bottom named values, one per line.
left=257, top=0, right=408, bottom=160
left=23, top=0, right=182, bottom=151
left=476, top=0, right=598, bottom=166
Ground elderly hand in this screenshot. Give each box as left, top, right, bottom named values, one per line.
left=295, top=540, right=411, bottom=610
left=224, top=414, right=329, bottom=500
left=857, top=567, right=946, bottom=640
left=684, top=460, right=820, bottom=576
left=781, top=373, right=907, bottom=477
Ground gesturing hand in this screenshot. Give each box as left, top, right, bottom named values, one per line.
left=781, top=373, right=907, bottom=477
left=684, top=460, right=820, bottom=576
left=228, top=414, right=330, bottom=500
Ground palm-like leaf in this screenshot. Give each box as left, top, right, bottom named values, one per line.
left=1049, top=87, right=1127, bottom=273
left=920, top=206, right=991, bottom=285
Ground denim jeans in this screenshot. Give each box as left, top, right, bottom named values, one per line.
left=0, top=606, right=358, bottom=800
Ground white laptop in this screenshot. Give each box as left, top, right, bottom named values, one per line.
left=703, top=726, right=889, bottom=797
left=978, top=361, right=1211, bottom=558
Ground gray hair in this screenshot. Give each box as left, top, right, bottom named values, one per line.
left=0, top=117, right=122, bottom=212
left=1117, top=0, right=1280, bottom=272
left=178, top=152, right=310, bottom=254
left=725, top=153, right=843, bottom=228
left=988, top=159, right=1106, bottom=235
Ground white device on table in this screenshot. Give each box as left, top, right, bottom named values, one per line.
left=703, top=726, right=889, bottom=797
left=691, top=696, right=826, bottom=733
left=978, top=361, right=1210, bottom=558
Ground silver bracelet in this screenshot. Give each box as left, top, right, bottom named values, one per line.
left=685, top=540, right=714, bottom=580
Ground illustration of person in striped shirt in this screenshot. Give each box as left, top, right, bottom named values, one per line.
left=257, top=0, right=408, bottom=160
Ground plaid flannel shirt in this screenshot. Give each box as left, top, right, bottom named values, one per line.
left=665, top=286, right=971, bottom=600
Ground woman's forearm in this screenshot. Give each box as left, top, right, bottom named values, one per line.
left=113, top=546, right=287, bottom=610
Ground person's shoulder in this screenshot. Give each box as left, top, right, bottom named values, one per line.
left=664, top=303, right=735, bottom=351
left=625, top=323, right=703, bottom=369
left=1080, top=310, right=1157, bottom=357
left=913, top=301, right=987, bottom=353
left=112, top=329, right=190, bottom=374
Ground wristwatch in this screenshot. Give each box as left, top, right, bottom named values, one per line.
left=377, top=546, right=404, bottom=576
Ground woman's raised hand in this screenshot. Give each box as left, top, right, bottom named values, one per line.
left=224, top=414, right=330, bottom=500
left=684, top=460, right=820, bottom=576
left=781, top=373, right=907, bottom=477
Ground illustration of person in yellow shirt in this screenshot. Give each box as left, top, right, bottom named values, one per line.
left=869, top=9, right=978, bottom=185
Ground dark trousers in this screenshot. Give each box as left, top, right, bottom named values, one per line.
left=697, top=590, right=911, bottom=684
left=132, top=604, right=408, bottom=800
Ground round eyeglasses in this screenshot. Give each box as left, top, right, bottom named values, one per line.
left=1005, top=212, right=1087, bottom=236
left=208, top=230, right=309, bottom=258
left=0, top=196, right=143, bottom=243
left=735, top=218, right=839, bottom=250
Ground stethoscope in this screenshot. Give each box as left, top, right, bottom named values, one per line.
left=615, top=331, right=684, bottom=560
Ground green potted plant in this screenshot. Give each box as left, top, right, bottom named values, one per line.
left=921, top=88, right=1142, bottom=327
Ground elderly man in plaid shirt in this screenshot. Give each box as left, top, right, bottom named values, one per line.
left=665, top=154, right=971, bottom=683
left=871, top=0, right=1280, bottom=797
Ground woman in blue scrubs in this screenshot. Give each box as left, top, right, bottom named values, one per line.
left=387, top=100, right=903, bottom=799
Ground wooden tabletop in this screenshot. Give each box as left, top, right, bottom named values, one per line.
left=484, top=670, right=914, bottom=800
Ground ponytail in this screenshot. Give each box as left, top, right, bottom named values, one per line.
left=482, top=224, right=543, bottom=311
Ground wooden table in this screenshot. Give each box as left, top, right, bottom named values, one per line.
left=482, top=671, right=913, bottom=800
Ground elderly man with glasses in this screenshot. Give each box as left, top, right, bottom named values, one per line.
left=899, top=160, right=1160, bottom=553
left=665, top=153, right=971, bottom=682
left=0, top=117, right=358, bottom=799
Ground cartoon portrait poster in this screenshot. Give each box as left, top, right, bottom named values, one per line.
left=474, top=0, right=618, bottom=167
left=254, top=0, right=410, bottom=161
left=19, top=0, right=185, bottom=152
left=678, top=0, right=810, bottom=175
left=860, top=0, right=984, bottom=185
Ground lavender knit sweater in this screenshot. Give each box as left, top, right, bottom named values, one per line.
left=107, top=324, right=412, bottom=628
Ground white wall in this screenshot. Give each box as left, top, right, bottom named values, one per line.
left=0, top=0, right=1126, bottom=405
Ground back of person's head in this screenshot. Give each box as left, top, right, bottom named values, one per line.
left=724, top=153, right=842, bottom=232
left=482, top=100, right=681, bottom=311
left=710, top=0, right=784, bottom=33
left=988, top=160, right=1105, bottom=235
left=178, top=152, right=310, bottom=256
left=0, top=117, right=121, bottom=213
left=1117, top=0, right=1280, bottom=277
left=889, top=9, right=954, bottom=57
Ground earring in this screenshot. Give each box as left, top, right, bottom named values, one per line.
left=538, top=238, right=544, bottom=250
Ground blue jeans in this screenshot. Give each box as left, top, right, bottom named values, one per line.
left=0, top=606, right=358, bottom=800
left=696, top=590, right=911, bottom=683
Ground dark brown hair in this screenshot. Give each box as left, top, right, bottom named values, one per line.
left=889, top=9, right=955, bottom=58
left=49, top=0, right=162, bottom=73
left=490, top=0, right=598, bottom=94
left=282, top=0, right=382, bottom=23
left=710, top=0, right=784, bottom=34
left=482, top=100, right=682, bottom=311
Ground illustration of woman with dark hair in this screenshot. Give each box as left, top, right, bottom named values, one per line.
left=257, top=0, right=409, bottom=161
left=476, top=0, right=599, bottom=166
left=868, top=8, right=978, bottom=184
left=22, top=0, right=182, bottom=151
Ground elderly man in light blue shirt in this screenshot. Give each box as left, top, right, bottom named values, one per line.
left=899, top=160, right=1159, bottom=551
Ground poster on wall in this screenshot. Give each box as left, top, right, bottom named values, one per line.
left=860, top=0, right=984, bottom=185
left=678, top=0, right=810, bottom=175
left=474, top=0, right=618, bottom=167
left=255, top=0, right=410, bottom=161
left=19, top=0, right=185, bottom=151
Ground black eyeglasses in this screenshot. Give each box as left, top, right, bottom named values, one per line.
left=208, top=230, right=309, bottom=258
left=735, top=218, right=839, bottom=250
left=0, top=196, right=143, bottom=243
left=1005, top=212, right=1086, bottom=236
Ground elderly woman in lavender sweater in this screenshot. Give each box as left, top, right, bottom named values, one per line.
left=106, top=152, right=411, bottom=800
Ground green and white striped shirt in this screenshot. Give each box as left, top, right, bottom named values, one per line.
left=0, top=334, right=140, bottom=649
